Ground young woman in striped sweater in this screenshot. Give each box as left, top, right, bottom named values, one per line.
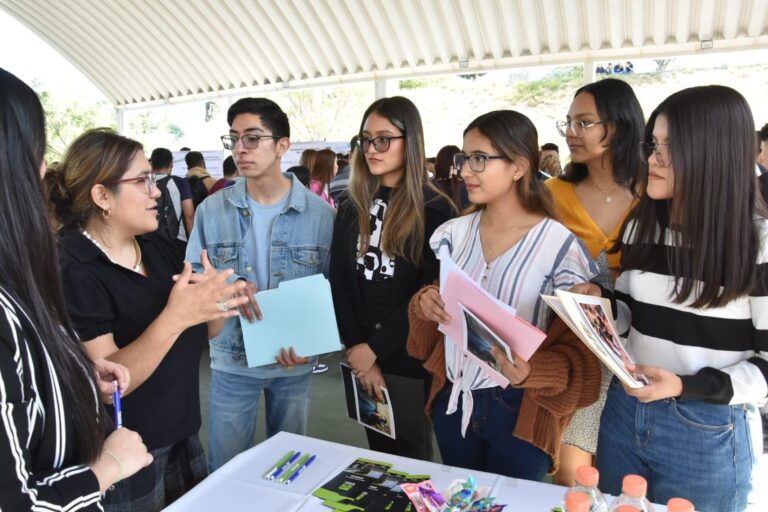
left=582, top=85, right=767, bottom=511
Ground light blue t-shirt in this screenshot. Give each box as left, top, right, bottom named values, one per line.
left=244, top=189, right=291, bottom=292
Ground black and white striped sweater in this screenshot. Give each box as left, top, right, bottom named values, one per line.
left=0, top=285, right=103, bottom=511
left=614, top=221, right=768, bottom=404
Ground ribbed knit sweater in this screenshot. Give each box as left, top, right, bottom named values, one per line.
left=407, top=285, right=602, bottom=473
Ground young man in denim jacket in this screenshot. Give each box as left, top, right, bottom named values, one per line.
left=186, top=97, right=335, bottom=472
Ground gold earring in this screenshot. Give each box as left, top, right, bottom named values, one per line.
left=102, top=208, right=111, bottom=219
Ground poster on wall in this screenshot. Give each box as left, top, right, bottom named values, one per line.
left=281, top=141, right=351, bottom=171
left=171, top=150, right=226, bottom=179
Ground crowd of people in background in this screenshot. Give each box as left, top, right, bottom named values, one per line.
left=2, top=63, right=768, bottom=512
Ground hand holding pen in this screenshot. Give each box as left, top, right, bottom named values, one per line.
left=93, top=358, right=130, bottom=404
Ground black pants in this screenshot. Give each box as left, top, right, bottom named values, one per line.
left=362, top=372, right=434, bottom=462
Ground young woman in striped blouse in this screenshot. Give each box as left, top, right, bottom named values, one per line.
left=580, top=85, right=767, bottom=511
left=409, top=110, right=601, bottom=480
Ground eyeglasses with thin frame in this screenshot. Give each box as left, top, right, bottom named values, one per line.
left=639, top=141, right=672, bottom=167
left=221, top=134, right=283, bottom=150
left=356, top=135, right=404, bottom=153
left=103, top=173, right=157, bottom=194
left=555, top=120, right=604, bottom=138
left=453, top=153, right=507, bottom=173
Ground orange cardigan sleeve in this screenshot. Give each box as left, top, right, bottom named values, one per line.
left=516, top=317, right=601, bottom=418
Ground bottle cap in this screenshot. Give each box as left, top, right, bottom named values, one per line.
left=575, top=465, right=599, bottom=487
left=622, top=474, right=647, bottom=498
left=667, top=497, right=695, bottom=512
left=565, top=491, right=590, bottom=512
left=615, top=506, right=641, bottom=512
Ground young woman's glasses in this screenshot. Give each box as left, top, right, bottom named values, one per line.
left=356, top=135, right=404, bottom=153
left=555, top=120, right=603, bottom=138
left=220, top=134, right=282, bottom=150
left=103, top=173, right=157, bottom=194
left=453, top=153, right=506, bottom=173
left=639, top=141, right=672, bottom=167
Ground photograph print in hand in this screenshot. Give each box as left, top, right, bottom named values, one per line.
left=460, top=304, right=513, bottom=378
left=356, top=198, right=395, bottom=280
left=353, top=376, right=396, bottom=439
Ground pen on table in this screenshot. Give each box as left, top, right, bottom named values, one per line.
left=277, top=453, right=311, bottom=483
left=112, top=380, right=123, bottom=428
left=283, top=454, right=316, bottom=484
left=263, top=450, right=296, bottom=480
left=270, top=451, right=302, bottom=481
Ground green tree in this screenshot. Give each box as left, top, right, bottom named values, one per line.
left=36, top=88, right=112, bottom=162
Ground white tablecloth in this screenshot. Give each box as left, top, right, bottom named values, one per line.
left=164, top=432, right=666, bottom=511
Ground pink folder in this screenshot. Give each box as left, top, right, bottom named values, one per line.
left=439, top=270, right=546, bottom=361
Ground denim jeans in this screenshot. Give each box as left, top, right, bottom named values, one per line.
left=432, top=384, right=551, bottom=480
left=207, top=369, right=312, bottom=472
left=596, top=378, right=753, bottom=512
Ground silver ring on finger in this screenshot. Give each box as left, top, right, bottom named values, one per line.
left=216, top=299, right=229, bottom=312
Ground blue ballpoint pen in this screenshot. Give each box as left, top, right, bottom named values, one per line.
left=112, top=380, right=123, bottom=428
left=270, top=451, right=301, bottom=480
left=283, top=454, right=316, bottom=484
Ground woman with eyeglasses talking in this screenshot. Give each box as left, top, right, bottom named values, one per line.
left=546, top=78, right=645, bottom=487
left=407, top=110, right=601, bottom=480
left=330, top=97, right=455, bottom=459
left=47, top=128, right=248, bottom=512
left=581, top=86, right=767, bottom=511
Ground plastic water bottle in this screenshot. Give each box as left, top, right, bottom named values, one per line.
left=666, top=497, right=694, bottom=512
left=565, top=491, right=591, bottom=512
left=608, top=475, right=654, bottom=511
left=563, top=466, right=609, bottom=512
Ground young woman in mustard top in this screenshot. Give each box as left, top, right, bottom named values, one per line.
left=546, top=78, right=645, bottom=486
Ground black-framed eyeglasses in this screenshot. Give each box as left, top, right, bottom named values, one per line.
left=356, top=135, right=405, bottom=153
left=103, top=173, right=157, bottom=194
left=221, top=134, right=283, bottom=150
left=639, top=141, right=672, bottom=167
left=453, top=153, right=507, bottom=173
left=555, top=120, right=603, bottom=138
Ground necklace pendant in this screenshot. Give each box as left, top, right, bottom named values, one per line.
left=605, top=195, right=613, bottom=203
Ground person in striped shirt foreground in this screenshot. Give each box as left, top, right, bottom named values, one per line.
left=576, top=85, right=767, bottom=512
left=0, top=68, right=152, bottom=511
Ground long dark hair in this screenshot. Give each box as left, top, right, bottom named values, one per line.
left=0, top=68, right=106, bottom=461
left=464, top=110, right=557, bottom=219
left=433, top=144, right=464, bottom=209
left=560, top=78, right=645, bottom=188
left=620, top=85, right=763, bottom=308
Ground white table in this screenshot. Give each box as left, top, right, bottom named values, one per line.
left=164, top=432, right=666, bottom=511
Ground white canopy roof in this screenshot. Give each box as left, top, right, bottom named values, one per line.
left=2, top=0, right=767, bottom=107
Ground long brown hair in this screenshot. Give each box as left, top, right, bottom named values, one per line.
left=46, top=128, right=143, bottom=229
left=463, top=110, right=557, bottom=219
left=348, top=97, right=433, bottom=264
left=311, top=148, right=336, bottom=189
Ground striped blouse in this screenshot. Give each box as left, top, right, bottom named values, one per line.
left=616, top=220, right=768, bottom=404
left=431, top=212, right=598, bottom=434
left=0, top=285, right=103, bottom=511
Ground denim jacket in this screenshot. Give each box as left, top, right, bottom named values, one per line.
left=185, top=174, right=335, bottom=377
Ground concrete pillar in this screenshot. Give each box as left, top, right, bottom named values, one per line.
left=115, top=108, right=125, bottom=134
left=583, top=60, right=595, bottom=85
left=374, top=78, right=387, bottom=99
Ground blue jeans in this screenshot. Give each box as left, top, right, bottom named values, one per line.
left=207, top=369, right=312, bottom=472
left=432, top=384, right=551, bottom=480
left=596, top=378, right=753, bottom=512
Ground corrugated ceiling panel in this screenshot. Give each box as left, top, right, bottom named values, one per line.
left=1, top=0, right=766, bottom=106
